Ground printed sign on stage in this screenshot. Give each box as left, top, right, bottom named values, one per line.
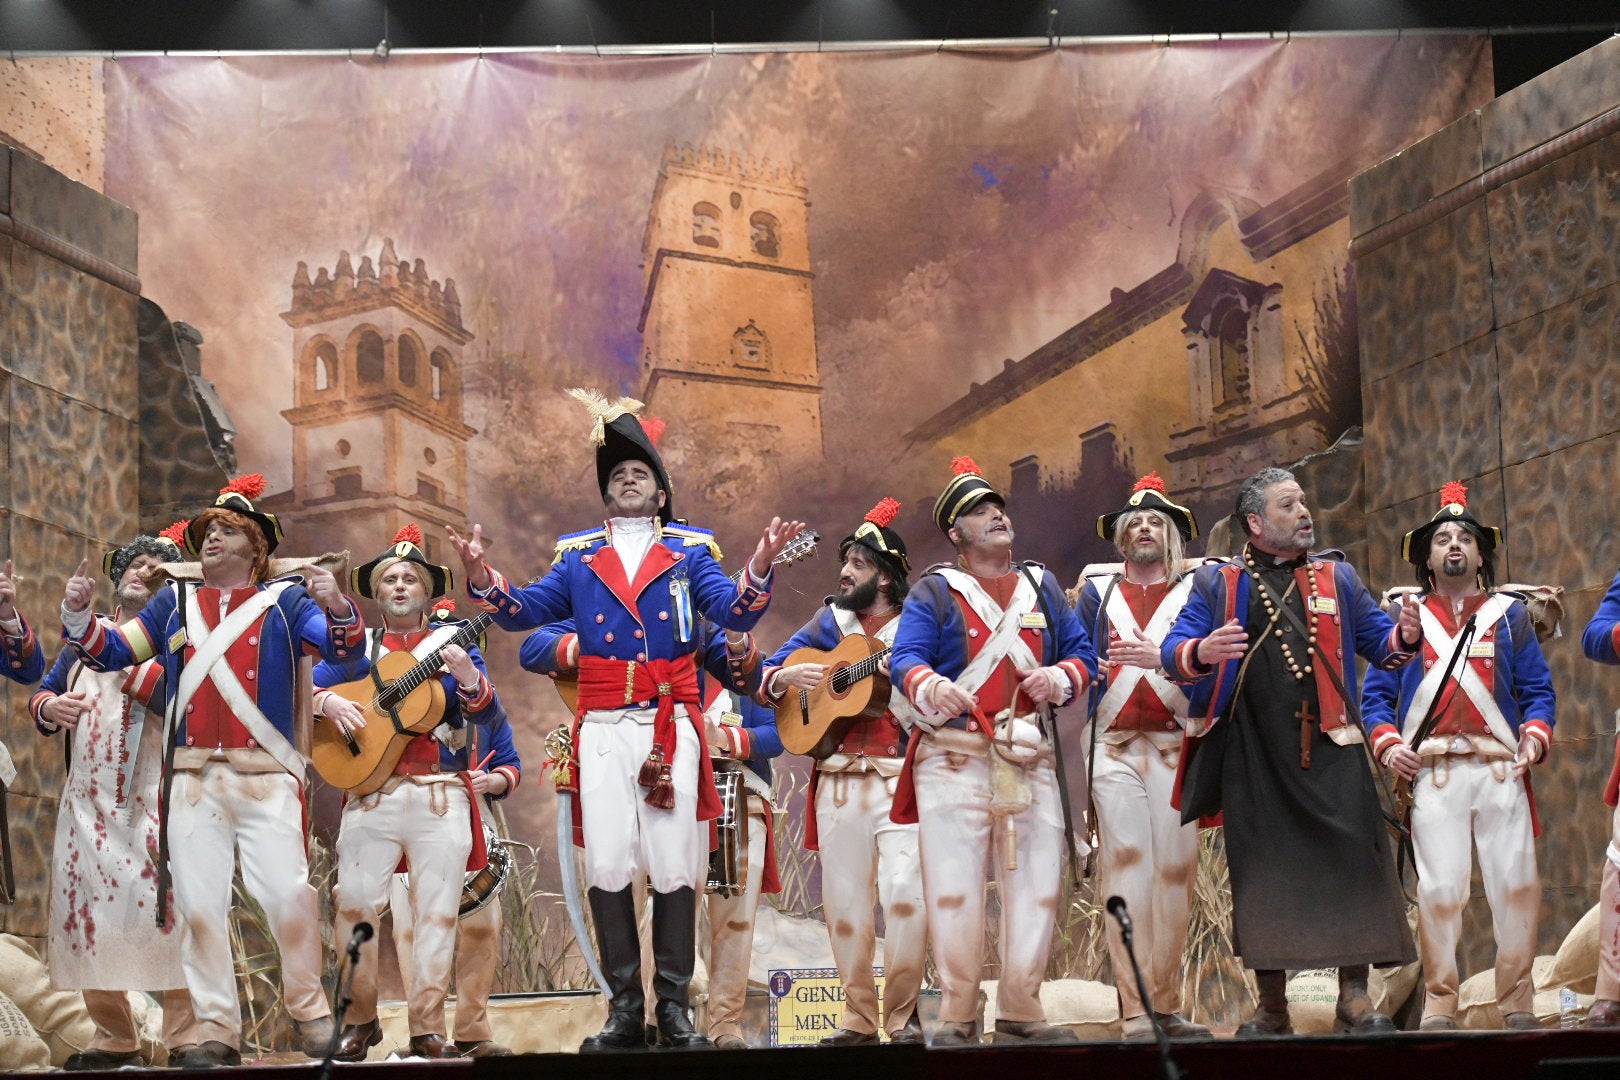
left=768, top=967, right=887, bottom=1046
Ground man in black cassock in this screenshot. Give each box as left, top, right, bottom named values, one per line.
left=1160, top=467, right=1421, bottom=1035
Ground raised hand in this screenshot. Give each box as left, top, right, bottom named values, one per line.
left=447, top=525, right=490, bottom=591
left=1109, top=628, right=1162, bottom=670
left=1398, top=592, right=1423, bottom=647
left=0, top=560, right=19, bottom=623
left=1195, top=618, right=1249, bottom=666
left=302, top=563, right=350, bottom=618
left=63, top=559, right=96, bottom=615
left=749, top=517, right=807, bottom=581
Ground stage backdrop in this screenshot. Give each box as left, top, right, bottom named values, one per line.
left=88, top=38, right=1490, bottom=1005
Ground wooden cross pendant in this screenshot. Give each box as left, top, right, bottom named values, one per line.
left=1297, top=698, right=1316, bottom=769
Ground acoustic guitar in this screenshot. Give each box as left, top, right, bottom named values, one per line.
left=550, top=529, right=821, bottom=712
left=774, top=634, right=891, bottom=757
left=311, top=612, right=494, bottom=796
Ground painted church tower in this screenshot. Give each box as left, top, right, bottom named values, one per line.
left=274, top=239, right=475, bottom=564
left=638, top=143, right=825, bottom=479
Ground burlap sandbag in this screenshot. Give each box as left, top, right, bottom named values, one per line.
left=0, top=936, right=95, bottom=1065
left=1285, top=969, right=1339, bottom=1034
left=376, top=994, right=608, bottom=1055
left=981, top=978, right=1120, bottom=1040
left=1540, top=904, right=1600, bottom=995
left=0, top=989, right=50, bottom=1071
left=1457, top=955, right=1577, bottom=1029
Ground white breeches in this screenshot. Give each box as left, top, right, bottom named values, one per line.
left=913, top=738, right=1063, bottom=1025
left=1596, top=801, right=1620, bottom=1001
left=169, top=765, right=328, bottom=1046
left=579, top=709, right=706, bottom=892
left=335, top=780, right=471, bottom=1035
left=704, top=798, right=769, bottom=1039
left=1412, top=754, right=1538, bottom=1017
left=1090, top=736, right=1199, bottom=1019
left=815, top=768, right=928, bottom=1035
left=392, top=863, right=503, bottom=1041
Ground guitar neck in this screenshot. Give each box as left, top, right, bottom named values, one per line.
left=384, top=612, right=494, bottom=699
left=828, top=645, right=891, bottom=693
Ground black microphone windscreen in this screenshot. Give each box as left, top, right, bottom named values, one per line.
left=1106, top=895, right=1128, bottom=917
left=353, top=921, right=375, bottom=943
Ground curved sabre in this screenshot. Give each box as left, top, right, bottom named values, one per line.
left=556, top=788, right=609, bottom=992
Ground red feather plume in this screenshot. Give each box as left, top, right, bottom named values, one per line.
left=1439, top=481, right=1468, bottom=508
left=1132, top=472, right=1167, bottom=494
left=220, top=473, right=267, bottom=500
left=642, top=416, right=666, bottom=448
left=393, top=523, right=424, bottom=546
left=865, top=497, right=902, bottom=528
left=950, top=455, right=981, bottom=477
left=159, top=520, right=190, bottom=546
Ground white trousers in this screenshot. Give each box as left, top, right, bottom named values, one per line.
left=579, top=708, right=706, bottom=892
left=913, top=738, right=1063, bottom=1025
left=392, top=869, right=503, bottom=1041
left=169, top=765, right=329, bottom=1046
left=1412, top=754, right=1538, bottom=1017
left=704, top=798, right=768, bottom=1040
left=1595, top=802, right=1620, bottom=1001
left=1090, top=736, right=1198, bottom=1019
left=335, top=779, right=471, bottom=1035
left=815, top=769, right=928, bottom=1035
left=83, top=988, right=196, bottom=1054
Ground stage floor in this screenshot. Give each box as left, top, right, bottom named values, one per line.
left=85, top=1029, right=1620, bottom=1079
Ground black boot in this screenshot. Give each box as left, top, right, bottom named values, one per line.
left=581, top=887, right=649, bottom=1052
left=651, top=887, right=710, bottom=1049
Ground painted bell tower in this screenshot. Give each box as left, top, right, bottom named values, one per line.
left=274, top=239, right=476, bottom=563
left=637, top=143, right=825, bottom=482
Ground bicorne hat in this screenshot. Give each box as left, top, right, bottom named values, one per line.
left=569, top=388, right=673, bottom=524
left=1402, top=481, right=1503, bottom=564
left=184, top=475, right=284, bottom=557
left=841, top=497, right=912, bottom=579
left=1097, top=472, right=1199, bottom=543
left=932, top=456, right=1005, bottom=534
left=352, top=523, right=454, bottom=599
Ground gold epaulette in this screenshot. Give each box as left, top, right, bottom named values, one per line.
left=551, top=528, right=607, bottom=565
left=662, top=524, right=723, bottom=563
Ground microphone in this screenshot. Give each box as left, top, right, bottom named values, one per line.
left=1106, top=895, right=1133, bottom=936
left=346, top=921, right=374, bottom=957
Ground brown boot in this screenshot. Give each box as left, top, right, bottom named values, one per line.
left=1334, top=965, right=1395, bottom=1034
left=1587, top=999, right=1620, bottom=1028
left=1236, top=970, right=1293, bottom=1038
left=406, top=1034, right=464, bottom=1059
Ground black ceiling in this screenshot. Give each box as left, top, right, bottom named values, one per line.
left=3, top=1, right=1614, bottom=95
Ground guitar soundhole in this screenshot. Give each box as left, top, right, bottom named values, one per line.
left=828, top=661, right=852, bottom=700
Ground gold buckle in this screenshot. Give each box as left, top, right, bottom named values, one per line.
left=623, top=661, right=637, bottom=705
left=657, top=681, right=672, bottom=695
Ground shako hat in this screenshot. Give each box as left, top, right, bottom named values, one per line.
left=1402, top=481, right=1503, bottom=564
left=103, top=521, right=186, bottom=583
left=841, top=497, right=912, bottom=578
left=352, top=523, right=454, bottom=599
left=569, top=388, right=673, bottom=524
left=932, top=456, right=1005, bottom=534
left=184, top=474, right=284, bottom=557
left=1097, top=472, right=1200, bottom=542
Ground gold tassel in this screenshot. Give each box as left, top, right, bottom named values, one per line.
left=645, top=762, right=676, bottom=810
left=638, top=743, right=665, bottom=788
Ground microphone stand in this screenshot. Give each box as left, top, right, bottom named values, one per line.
left=1109, top=898, right=1184, bottom=1080
left=318, top=935, right=366, bottom=1080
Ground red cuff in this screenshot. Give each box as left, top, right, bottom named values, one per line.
left=1369, top=723, right=1404, bottom=761
left=493, top=764, right=520, bottom=794
left=458, top=673, right=495, bottom=712
left=1522, top=719, right=1552, bottom=760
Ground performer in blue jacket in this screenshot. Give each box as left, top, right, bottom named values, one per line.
left=1364, top=483, right=1554, bottom=1032
left=60, top=475, right=362, bottom=1068
left=1161, top=466, right=1420, bottom=1037
left=889, top=457, right=1093, bottom=1046
left=761, top=497, right=927, bottom=1047
left=1579, top=560, right=1620, bottom=1027
left=313, top=525, right=502, bottom=1061
left=449, top=390, right=800, bottom=1051
left=0, top=558, right=44, bottom=685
